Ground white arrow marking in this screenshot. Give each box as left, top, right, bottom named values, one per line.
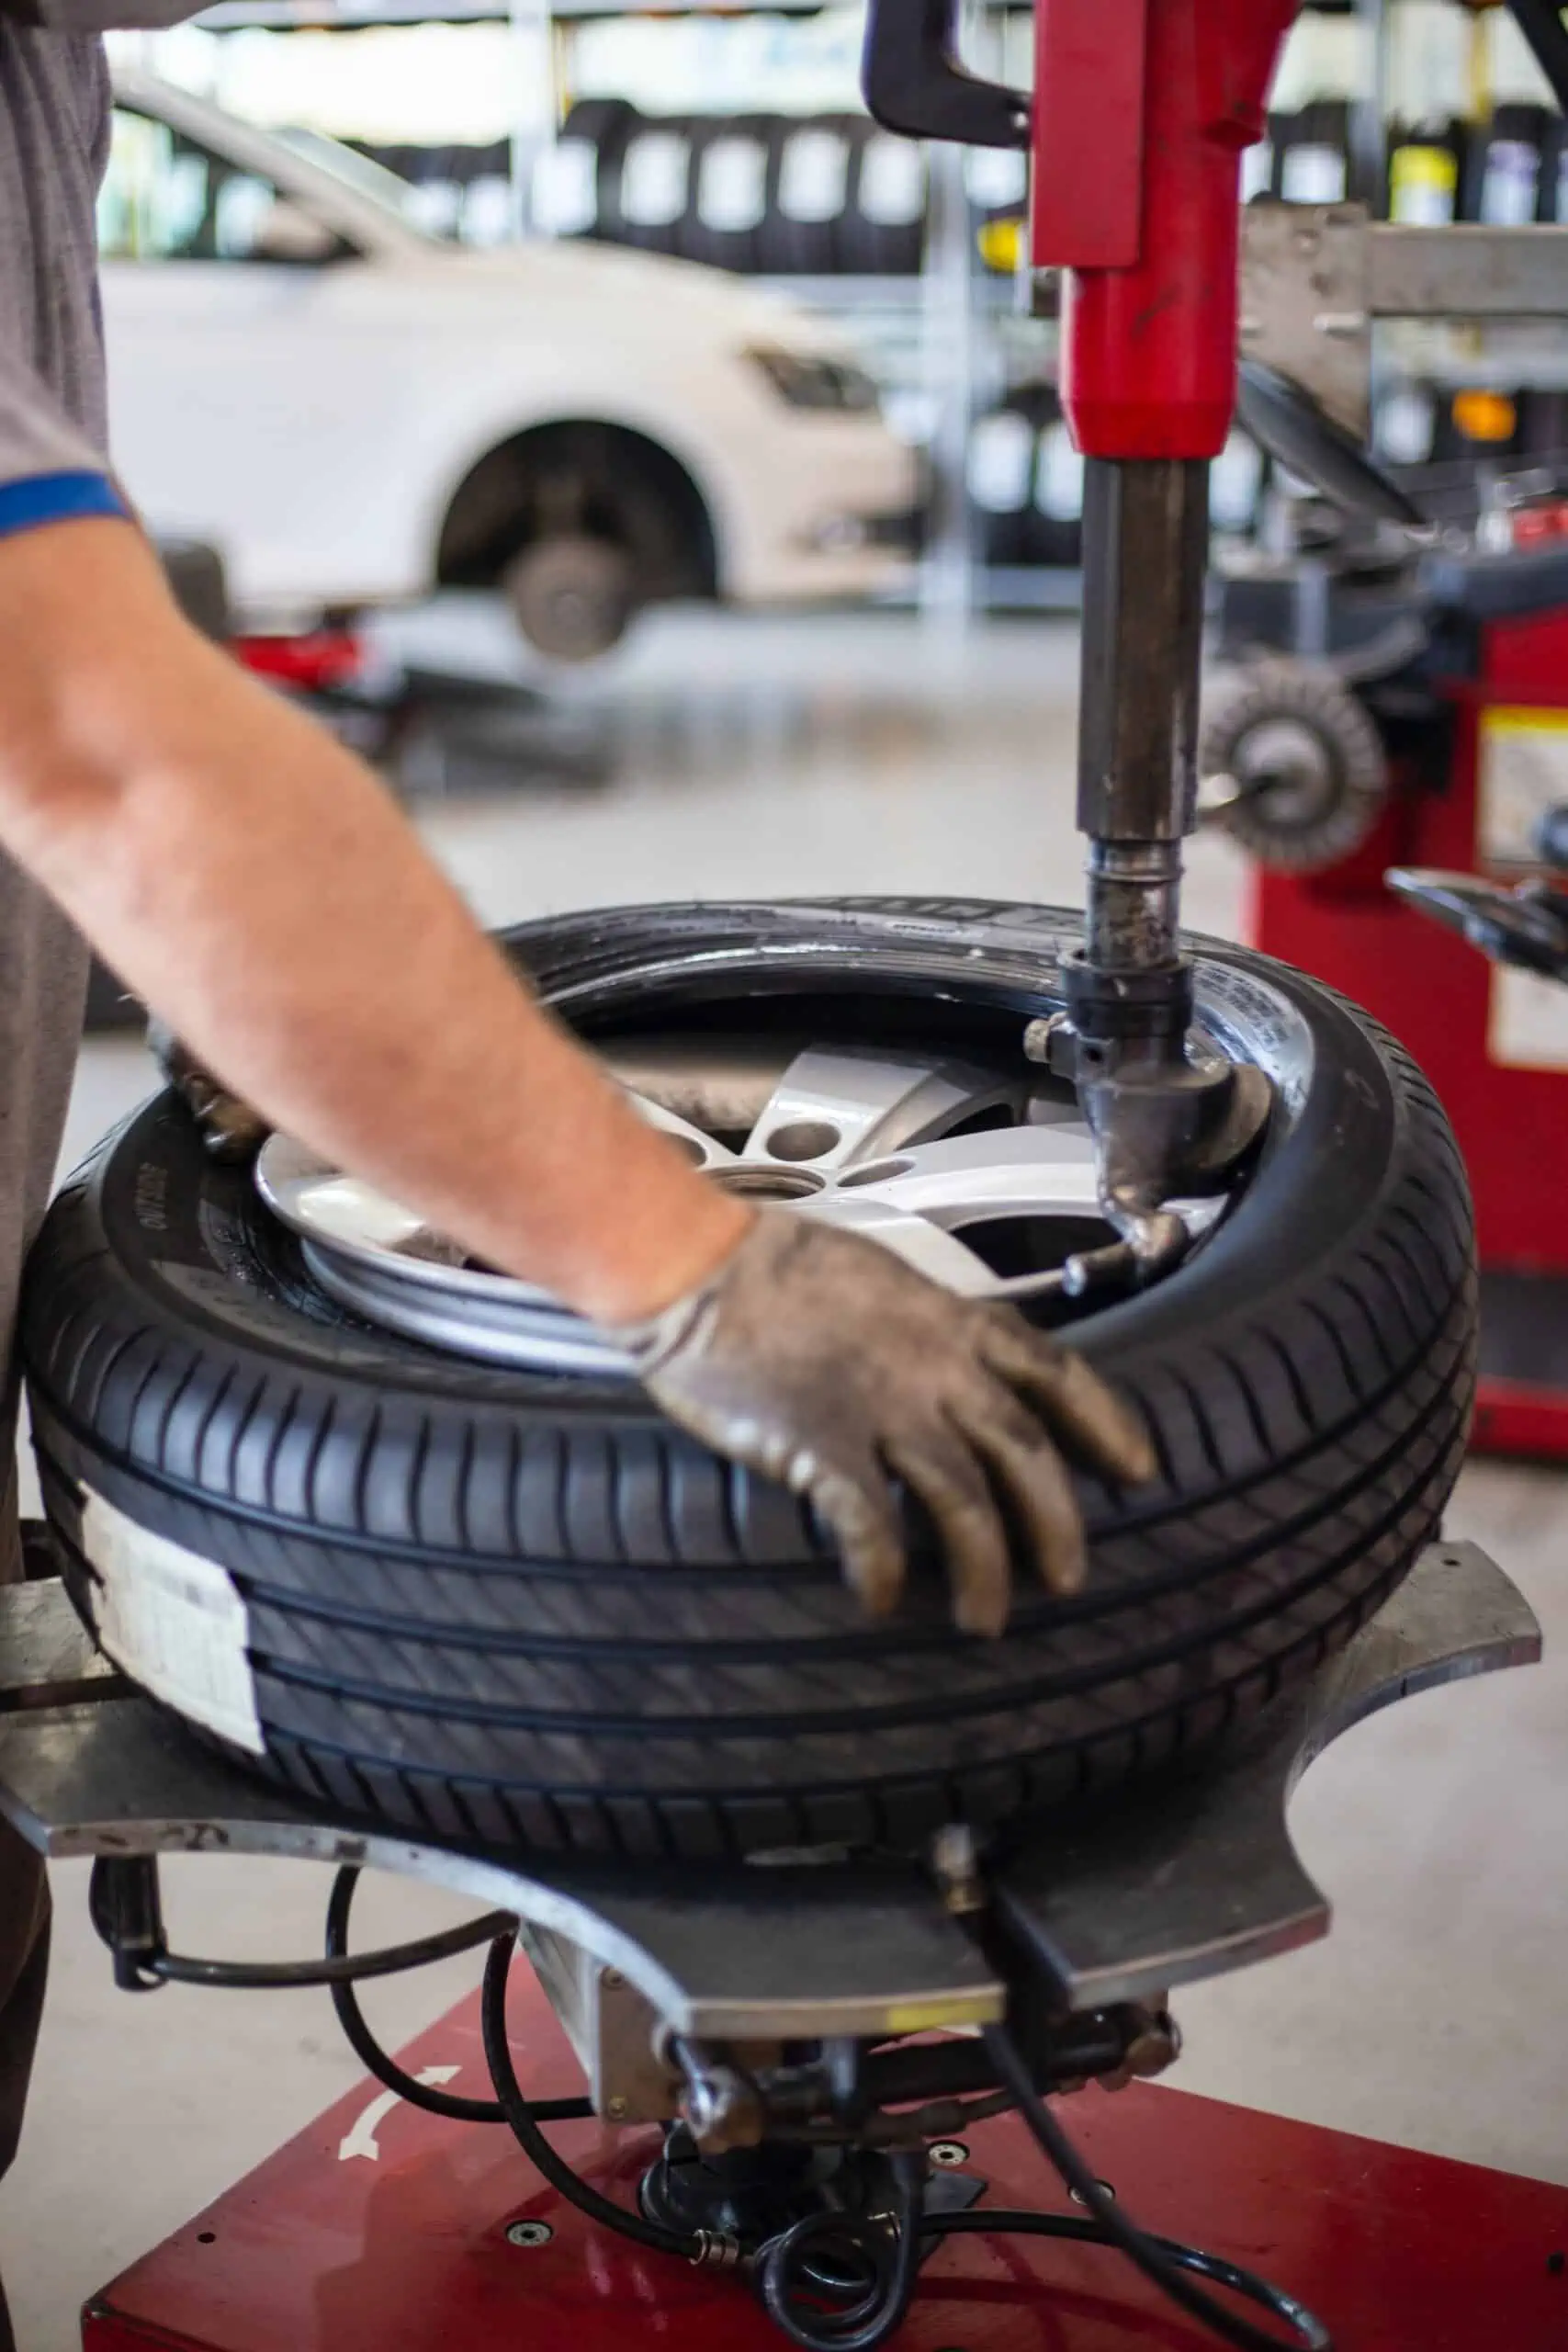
left=339, top=2065, right=462, bottom=2163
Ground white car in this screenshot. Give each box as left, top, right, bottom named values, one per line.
left=100, top=70, right=918, bottom=658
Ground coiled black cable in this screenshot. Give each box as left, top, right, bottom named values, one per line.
left=324, top=1868, right=591, bottom=2127
left=753, top=2152, right=926, bottom=2351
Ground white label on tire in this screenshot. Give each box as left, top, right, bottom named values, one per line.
left=534, top=139, right=599, bottom=236
left=967, top=410, right=1033, bottom=512
left=780, top=129, right=847, bottom=223
left=1489, top=966, right=1568, bottom=1070
left=621, top=133, right=690, bottom=228
left=859, top=135, right=925, bottom=226
left=964, top=148, right=1027, bottom=209
left=1034, top=422, right=1085, bottom=523
left=82, top=1492, right=265, bottom=1755
left=698, top=136, right=767, bottom=232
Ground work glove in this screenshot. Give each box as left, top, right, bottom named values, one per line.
left=620, top=1213, right=1156, bottom=1638
left=148, top=1018, right=269, bottom=1162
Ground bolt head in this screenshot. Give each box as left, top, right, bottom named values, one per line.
left=506, top=2221, right=554, bottom=2249
left=605, top=2095, right=630, bottom=2121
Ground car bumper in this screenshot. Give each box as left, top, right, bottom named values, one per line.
left=721, top=418, right=919, bottom=605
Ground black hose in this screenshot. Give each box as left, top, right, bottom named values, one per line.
left=753, top=2151, right=926, bottom=2352
left=479, top=1931, right=697, bottom=2258
left=981, top=2024, right=1332, bottom=2352
left=96, top=1882, right=521, bottom=1994
left=928, top=2212, right=1333, bottom=2333
left=324, top=1868, right=591, bottom=2127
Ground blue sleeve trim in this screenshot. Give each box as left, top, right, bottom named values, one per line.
left=0, top=469, right=130, bottom=542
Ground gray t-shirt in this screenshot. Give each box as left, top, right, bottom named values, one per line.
left=0, top=28, right=113, bottom=1527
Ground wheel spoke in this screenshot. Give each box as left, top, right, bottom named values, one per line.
left=739, top=1047, right=1030, bottom=1173
left=796, top=1193, right=1008, bottom=1295
left=822, top=1115, right=1100, bottom=1231
left=628, top=1093, right=739, bottom=1171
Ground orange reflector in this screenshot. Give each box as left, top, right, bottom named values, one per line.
left=1452, top=390, right=1517, bottom=444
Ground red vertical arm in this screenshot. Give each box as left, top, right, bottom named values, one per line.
left=1031, top=0, right=1147, bottom=271
left=1035, top=0, right=1301, bottom=461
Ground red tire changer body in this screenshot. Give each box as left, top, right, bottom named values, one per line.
left=1216, top=535, right=1568, bottom=1460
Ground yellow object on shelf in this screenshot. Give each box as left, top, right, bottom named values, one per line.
left=1389, top=143, right=1459, bottom=225
left=977, top=215, right=1022, bottom=274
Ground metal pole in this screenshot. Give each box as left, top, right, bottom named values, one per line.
left=919, top=138, right=976, bottom=630
left=1077, top=458, right=1209, bottom=978
left=1349, top=0, right=1389, bottom=210
left=508, top=0, right=555, bottom=240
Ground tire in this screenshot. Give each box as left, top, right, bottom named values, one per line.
left=766, top=115, right=858, bottom=276
left=554, top=98, right=638, bottom=243
left=968, top=395, right=1048, bottom=569
left=615, top=116, right=695, bottom=256
left=680, top=115, right=773, bottom=273
left=845, top=125, right=926, bottom=275
left=23, top=899, right=1476, bottom=1861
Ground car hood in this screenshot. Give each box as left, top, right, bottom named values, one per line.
left=383, top=239, right=860, bottom=357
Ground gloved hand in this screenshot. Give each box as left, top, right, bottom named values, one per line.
left=147, top=1017, right=269, bottom=1162
left=620, top=1212, right=1156, bottom=1637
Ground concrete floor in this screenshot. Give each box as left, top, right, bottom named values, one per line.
left=3, top=604, right=1563, bottom=2349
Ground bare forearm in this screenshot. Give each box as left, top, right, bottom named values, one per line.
left=0, top=522, right=748, bottom=1321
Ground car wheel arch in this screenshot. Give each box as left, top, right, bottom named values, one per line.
left=433, top=416, right=724, bottom=605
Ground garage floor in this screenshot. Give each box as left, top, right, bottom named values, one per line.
left=4, top=605, right=1563, bottom=2352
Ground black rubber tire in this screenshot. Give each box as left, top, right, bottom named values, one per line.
left=765, top=115, right=857, bottom=276
left=844, top=125, right=926, bottom=276
left=614, top=115, right=695, bottom=257
left=551, top=99, right=638, bottom=243
left=679, top=115, right=773, bottom=273
left=23, top=899, right=1476, bottom=1861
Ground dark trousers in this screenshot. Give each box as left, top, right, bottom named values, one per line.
left=0, top=1469, right=51, bottom=2352
left=0, top=1825, right=47, bottom=2352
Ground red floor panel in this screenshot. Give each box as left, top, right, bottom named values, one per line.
left=83, top=1969, right=1568, bottom=2352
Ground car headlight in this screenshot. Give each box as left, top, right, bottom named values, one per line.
left=747, top=344, right=881, bottom=413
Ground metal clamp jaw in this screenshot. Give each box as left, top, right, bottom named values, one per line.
left=1024, top=964, right=1273, bottom=1275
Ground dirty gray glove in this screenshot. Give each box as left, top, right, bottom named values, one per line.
left=148, top=1017, right=269, bottom=1162
left=621, top=1212, right=1157, bottom=1638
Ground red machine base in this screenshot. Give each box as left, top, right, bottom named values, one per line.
left=83, top=1971, right=1568, bottom=2352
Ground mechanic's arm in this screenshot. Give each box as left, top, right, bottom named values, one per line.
left=0, top=516, right=1154, bottom=1633
left=0, top=517, right=749, bottom=1322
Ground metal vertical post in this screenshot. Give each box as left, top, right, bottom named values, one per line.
left=1348, top=0, right=1390, bottom=209
left=919, top=138, right=977, bottom=630
left=509, top=0, right=556, bottom=240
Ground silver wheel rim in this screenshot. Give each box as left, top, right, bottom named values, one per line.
left=255, top=1034, right=1229, bottom=1375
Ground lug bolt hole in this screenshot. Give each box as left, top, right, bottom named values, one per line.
left=764, top=1119, right=841, bottom=1163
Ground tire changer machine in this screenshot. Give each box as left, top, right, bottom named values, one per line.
left=1201, top=0, right=1568, bottom=1459
left=4, top=6, right=1568, bottom=2351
